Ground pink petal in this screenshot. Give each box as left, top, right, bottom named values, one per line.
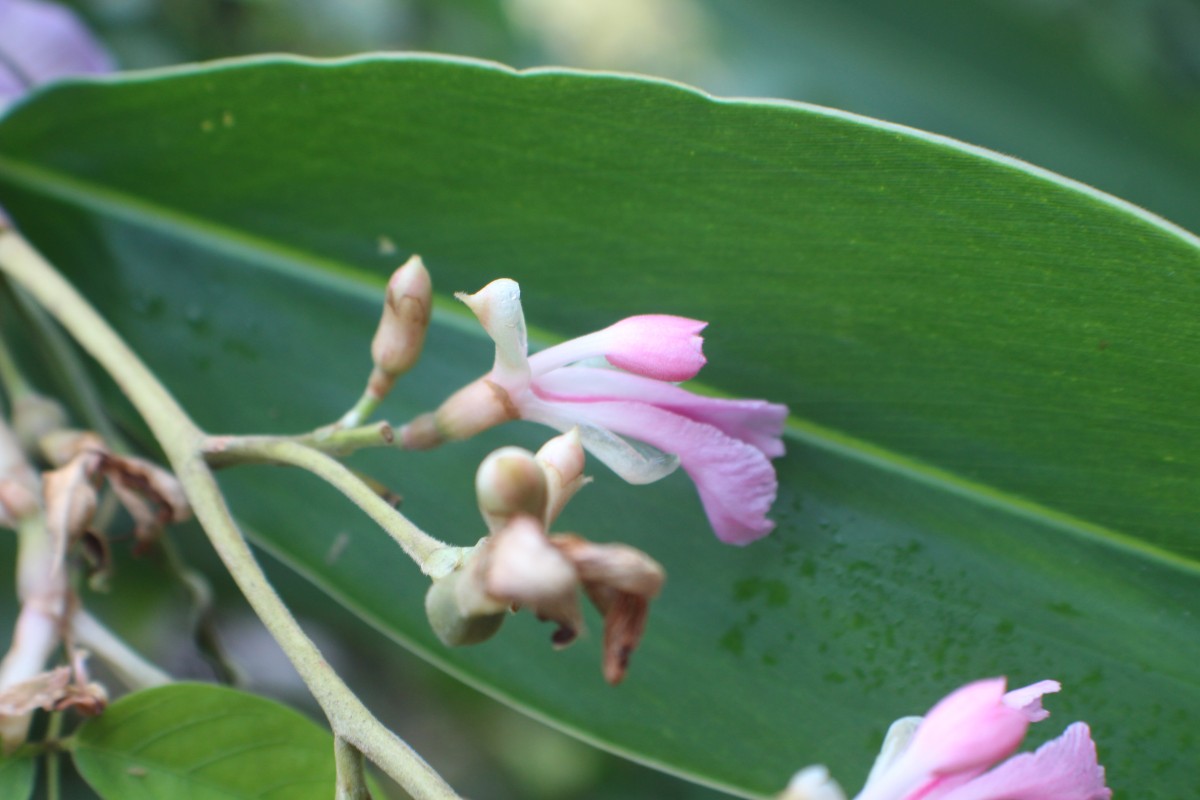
left=529, top=315, right=707, bottom=381
left=524, top=397, right=778, bottom=544
left=533, top=366, right=787, bottom=458
left=857, top=679, right=1029, bottom=800
left=1003, top=680, right=1061, bottom=723
left=0, top=0, right=113, bottom=115
left=938, top=723, right=1111, bottom=800
left=909, top=679, right=1030, bottom=775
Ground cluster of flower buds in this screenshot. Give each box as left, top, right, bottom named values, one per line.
left=779, top=677, right=1110, bottom=800
left=425, top=429, right=665, bottom=684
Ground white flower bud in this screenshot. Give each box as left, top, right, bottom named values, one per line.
left=475, top=447, right=548, bottom=533
left=535, top=428, right=589, bottom=526
left=779, top=766, right=848, bottom=800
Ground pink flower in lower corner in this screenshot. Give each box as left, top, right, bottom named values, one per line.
left=782, top=678, right=1111, bottom=800
left=403, top=278, right=788, bottom=545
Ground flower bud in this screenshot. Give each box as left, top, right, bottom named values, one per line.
left=100, top=453, right=192, bottom=538
left=475, top=447, right=547, bottom=533
left=368, top=255, right=432, bottom=399
left=425, top=559, right=507, bottom=647
left=43, top=453, right=101, bottom=569
left=550, top=535, right=664, bottom=684
left=535, top=428, right=589, bottom=526
left=779, top=766, right=848, bottom=800
left=12, top=393, right=68, bottom=454
left=486, top=516, right=582, bottom=646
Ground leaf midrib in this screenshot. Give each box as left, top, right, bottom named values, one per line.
left=0, top=153, right=1196, bottom=581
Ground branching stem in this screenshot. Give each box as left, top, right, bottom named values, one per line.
left=0, top=227, right=460, bottom=799
left=335, top=736, right=373, bottom=800
left=203, top=436, right=455, bottom=576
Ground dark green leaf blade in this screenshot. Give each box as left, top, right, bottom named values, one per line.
left=72, top=683, right=338, bottom=800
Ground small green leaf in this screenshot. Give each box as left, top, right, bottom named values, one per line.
left=72, top=683, right=337, bottom=800
left=0, top=752, right=36, bottom=800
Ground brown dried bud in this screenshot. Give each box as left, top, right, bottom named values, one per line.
left=535, top=428, right=589, bottom=526
left=368, top=255, right=432, bottom=399
left=0, top=666, right=71, bottom=716
left=551, top=535, right=665, bottom=685
left=486, top=517, right=583, bottom=646
left=43, top=453, right=102, bottom=565
left=99, top=453, right=191, bottom=547
left=475, top=447, right=548, bottom=533
left=0, top=656, right=107, bottom=722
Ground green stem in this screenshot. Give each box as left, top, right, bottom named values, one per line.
left=71, top=610, right=172, bottom=690
left=0, top=332, right=34, bottom=401
left=45, top=712, right=62, bottom=800
left=335, top=390, right=383, bottom=431
left=0, top=227, right=460, bottom=800
left=213, top=420, right=402, bottom=462
left=335, top=737, right=374, bottom=800
left=203, top=436, right=456, bottom=576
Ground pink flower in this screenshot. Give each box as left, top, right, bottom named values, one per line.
left=783, top=678, right=1111, bottom=800
left=0, top=0, right=113, bottom=116
left=403, top=278, right=788, bottom=545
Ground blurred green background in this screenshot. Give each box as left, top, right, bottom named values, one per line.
left=7, top=1, right=1199, bottom=797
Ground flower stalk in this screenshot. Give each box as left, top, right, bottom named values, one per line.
left=0, top=226, right=460, bottom=799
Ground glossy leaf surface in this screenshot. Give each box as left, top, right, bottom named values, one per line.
left=1, top=57, right=1197, bottom=797
left=0, top=752, right=35, bottom=800
left=72, top=683, right=338, bottom=799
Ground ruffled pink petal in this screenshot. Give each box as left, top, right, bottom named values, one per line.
left=529, top=315, right=707, bottom=381
left=0, top=0, right=113, bottom=115
left=523, top=397, right=778, bottom=544
left=937, top=723, right=1111, bottom=800
left=533, top=367, right=787, bottom=458
left=1003, top=680, right=1060, bottom=723
left=856, top=679, right=1029, bottom=800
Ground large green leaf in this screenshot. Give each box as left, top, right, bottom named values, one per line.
left=72, top=684, right=338, bottom=799
left=0, top=57, right=1197, bottom=797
